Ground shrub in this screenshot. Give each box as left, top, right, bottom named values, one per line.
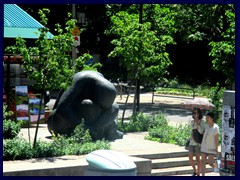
left=72, top=140, right=110, bottom=155
left=3, top=120, right=22, bottom=139
left=3, top=138, right=33, bottom=161
left=50, top=122, right=109, bottom=155
left=3, top=105, right=22, bottom=139
left=32, top=141, right=62, bottom=158
left=71, top=121, right=92, bottom=144
left=3, top=122, right=110, bottom=161
left=118, top=112, right=168, bottom=133
left=146, top=123, right=191, bottom=146
left=207, top=82, right=226, bottom=122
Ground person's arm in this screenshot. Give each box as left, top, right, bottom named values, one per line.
left=215, top=125, right=219, bottom=154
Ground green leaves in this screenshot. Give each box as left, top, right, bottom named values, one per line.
left=5, top=8, right=78, bottom=91
left=106, top=5, right=175, bottom=83
left=208, top=6, right=235, bottom=85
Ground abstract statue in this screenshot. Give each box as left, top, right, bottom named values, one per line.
left=47, top=71, right=123, bottom=140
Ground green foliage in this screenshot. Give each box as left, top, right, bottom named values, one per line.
left=156, top=87, right=194, bottom=97
left=3, top=105, right=22, bottom=139
left=146, top=123, right=191, bottom=146
left=208, top=5, right=235, bottom=85
left=172, top=4, right=211, bottom=41
left=106, top=4, right=235, bottom=90
left=52, top=121, right=93, bottom=144
left=3, top=105, right=13, bottom=119
left=3, top=122, right=110, bottom=161
left=72, top=140, right=110, bottom=155
left=106, top=5, right=175, bottom=83
left=117, top=111, right=192, bottom=146
left=75, top=53, right=102, bottom=72
left=46, top=123, right=110, bottom=156
left=5, top=8, right=102, bottom=148
left=118, top=112, right=168, bottom=133
left=207, top=82, right=226, bottom=123
left=3, top=138, right=33, bottom=160
left=155, top=78, right=212, bottom=97
left=3, top=120, right=22, bottom=139
left=32, top=141, right=60, bottom=158
left=5, top=9, right=75, bottom=91
left=171, top=4, right=235, bottom=86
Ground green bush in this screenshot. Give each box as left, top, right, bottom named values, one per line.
left=3, top=105, right=22, bottom=139
left=155, top=77, right=212, bottom=97
left=117, top=112, right=190, bottom=146
left=118, top=112, right=168, bottom=133
left=3, top=120, right=22, bottom=139
left=3, top=122, right=110, bottom=161
left=72, top=140, right=110, bottom=155
left=70, top=121, right=93, bottom=143
left=3, top=138, right=33, bottom=161
left=146, top=123, right=191, bottom=146
left=33, top=141, right=62, bottom=158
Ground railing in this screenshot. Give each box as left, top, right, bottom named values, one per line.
left=152, top=86, right=195, bottom=103
left=112, top=81, right=144, bottom=100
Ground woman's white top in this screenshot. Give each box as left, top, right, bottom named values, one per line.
left=201, top=123, right=219, bottom=154
left=189, top=119, right=205, bottom=146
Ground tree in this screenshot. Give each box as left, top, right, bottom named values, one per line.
left=106, top=4, right=175, bottom=115
left=208, top=5, right=235, bottom=88
left=171, top=4, right=235, bottom=87
left=5, top=8, right=100, bottom=148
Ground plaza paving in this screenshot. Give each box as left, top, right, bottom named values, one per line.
left=18, top=93, right=196, bottom=142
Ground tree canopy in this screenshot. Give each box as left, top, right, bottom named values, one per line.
left=106, top=4, right=175, bottom=86
left=106, top=4, right=235, bottom=87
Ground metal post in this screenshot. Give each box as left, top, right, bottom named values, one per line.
left=136, top=4, right=143, bottom=112
left=6, top=55, right=10, bottom=111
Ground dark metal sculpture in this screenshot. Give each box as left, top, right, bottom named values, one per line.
left=47, top=71, right=123, bottom=140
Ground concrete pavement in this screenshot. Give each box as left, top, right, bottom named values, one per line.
left=115, top=93, right=195, bottom=126
left=17, top=93, right=196, bottom=143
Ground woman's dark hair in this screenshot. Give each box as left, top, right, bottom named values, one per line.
left=206, top=112, right=215, bottom=122
left=192, top=107, right=203, bottom=119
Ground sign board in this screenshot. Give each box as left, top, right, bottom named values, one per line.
left=29, top=94, right=45, bottom=124
left=15, top=86, right=29, bottom=122
left=220, top=90, right=235, bottom=176
left=72, top=26, right=81, bottom=36
left=73, top=35, right=80, bottom=46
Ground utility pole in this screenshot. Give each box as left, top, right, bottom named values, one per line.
left=72, top=4, right=77, bottom=66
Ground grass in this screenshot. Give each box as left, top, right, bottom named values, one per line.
left=155, top=84, right=211, bottom=97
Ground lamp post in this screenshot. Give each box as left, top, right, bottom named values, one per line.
left=72, top=4, right=77, bottom=66
left=136, top=4, right=142, bottom=113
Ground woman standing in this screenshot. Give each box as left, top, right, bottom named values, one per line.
left=188, top=107, right=205, bottom=176
left=201, top=112, right=219, bottom=176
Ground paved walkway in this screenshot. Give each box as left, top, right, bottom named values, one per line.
left=115, top=93, right=197, bottom=126
left=18, top=93, right=197, bottom=143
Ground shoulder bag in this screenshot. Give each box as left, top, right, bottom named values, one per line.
left=192, top=128, right=203, bottom=144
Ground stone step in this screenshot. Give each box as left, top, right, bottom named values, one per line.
left=151, top=155, right=217, bottom=170
left=151, top=165, right=214, bottom=176
left=132, top=150, right=188, bottom=160
left=152, top=156, right=189, bottom=169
